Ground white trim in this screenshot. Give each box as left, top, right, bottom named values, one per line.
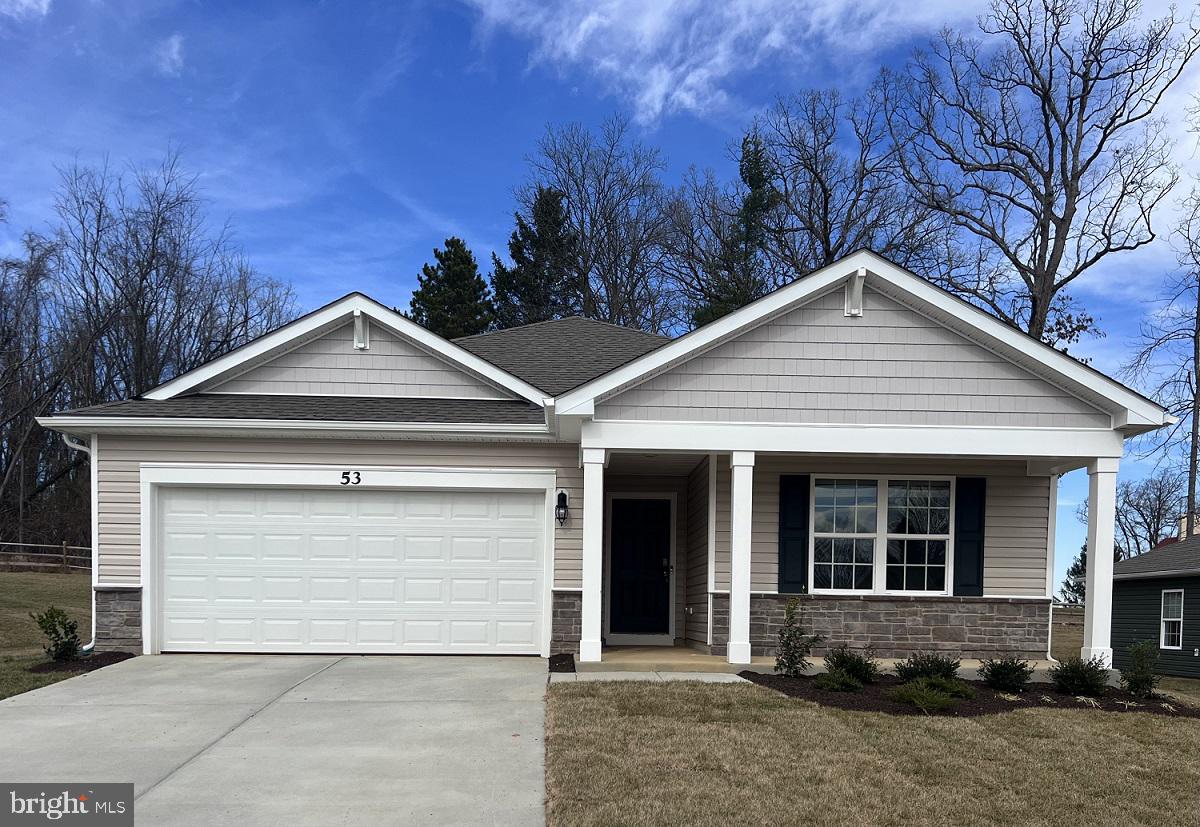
left=39, top=416, right=550, bottom=437
left=727, top=453, right=754, bottom=664
left=1161, top=589, right=1184, bottom=650
left=1046, top=474, right=1059, bottom=599
left=706, top=453, right=717, bottom=594
left=196, top=390, right=519, bottom=401
left=141, top=293, right=547, bottom=404
left=60, top=434, right=99, bottom=649
left=580, top=450, right=606, bottom=662
left=137, top=462, right=556, bottom=657
left=554, top=250, right=1168, bottom=428
left=603, top=492, right=678, bottom=646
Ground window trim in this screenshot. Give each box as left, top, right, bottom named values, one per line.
left=1160, top=589, right=1184, bottom=651
left=808, top=474, right=956, bottom=597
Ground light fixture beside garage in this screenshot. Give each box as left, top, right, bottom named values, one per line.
left=555, top=490, right=569, bottom=525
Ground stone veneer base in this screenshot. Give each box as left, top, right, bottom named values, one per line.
left=550, top=591, right=582, bottom=655
left=95, top=587, right=142, bottom=653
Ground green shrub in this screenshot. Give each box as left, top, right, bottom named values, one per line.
left=917, top=674, right=976, bottom=699
left=30, top=606, right=81, bottom=662
left=823, top=644, right=881, bottom=684
left=1119, top=641, right=1160, bottom=699
left=1049, top=655, right=1109, bottom=697
left=814, top=668, right=864, bottom=692
left=894, top=651, right=961, bottom=682
left=775, top=599, right=824, bottom=677
left=978, top=656, right=1034, bottom=692
left=889, top=679, right=960, bottom=714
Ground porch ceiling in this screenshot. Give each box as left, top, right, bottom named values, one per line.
left=605, top=452, right=706, bottom=476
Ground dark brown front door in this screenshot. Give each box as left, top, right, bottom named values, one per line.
left=609, top=498, right=671, bottom=635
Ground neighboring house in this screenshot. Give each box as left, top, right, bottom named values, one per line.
left=38, top=251, right=1171, bottom=666
left=1113, top=539, right=1200, bottom=678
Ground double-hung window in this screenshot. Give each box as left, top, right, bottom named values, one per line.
left=1161, top=590, right=1184, bottom=650
left=811, top=476, right=953, bottom=595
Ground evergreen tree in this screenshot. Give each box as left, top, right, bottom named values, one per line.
left=409, top=237, right=493, bottom=339
left=491, top=186, right=576, bottom=329
left=1059, top=541, right=1125, bottom=604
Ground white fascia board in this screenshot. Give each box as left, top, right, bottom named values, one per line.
left=580, top=419, right=1126, bottom=460
left=37, top=415, right=550, bottom=438
left=554, top=250, right=1168, bottom=428
left=142, top=294, right=546, bottom=405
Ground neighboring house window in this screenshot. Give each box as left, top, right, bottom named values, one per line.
left=811, top=477, right=953, bottom=595
left=1161, top=590, right=1184, bottom=650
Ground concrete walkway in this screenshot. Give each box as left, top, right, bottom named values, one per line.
left=0, top=655, right=546, bottom=826
left=549, top=671, right=749, bottom=683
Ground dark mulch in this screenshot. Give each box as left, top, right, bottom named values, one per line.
left=549, top=653, right=576, bottom=673
left=28, top=651, right=134, bottom=674
left=740, top=671, right=1200, bottom=718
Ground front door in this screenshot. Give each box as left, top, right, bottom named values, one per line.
left=609, top=497, right=672, bottom=638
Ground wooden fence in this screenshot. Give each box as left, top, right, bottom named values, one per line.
left=0, top=541, right=91, bottom=573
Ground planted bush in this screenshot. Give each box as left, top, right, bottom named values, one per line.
left=978, top=656, right=1034, bottom=692
left=1049, top=655, right=1109, bottom=697
left=30, top=606, right=81, bottom=662
left=1119, top=641, right=1160, bottom=699
left=814, top=668, right=864, bottom=692
left=916, top=674, right=976, bottom=700
left=894, top=651, right=961, bottom=682
left=889, top=679, right=960, bottom=714
left=823, top=644, right=881, bottom=685
left=775, top=598, right=824, bottom=677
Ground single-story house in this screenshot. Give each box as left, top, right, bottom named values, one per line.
left=39, top=250, right=1170, bottom=665
left=1112, top=538, right=1200, bottom=677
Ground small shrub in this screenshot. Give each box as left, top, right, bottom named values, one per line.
left=30, top=606, right=81, bottom=662
left=1119, top=641, right=1160, bottom=699
left=823, top=644, right=881, bottom=684
left=889, top=679, right=959, bottom=714
left=894, top=651, right=960, bottom=682
left=1048, top=655, right=1109, bottom=697
left=814, top=668, right=863, bottom=692
left=775, top=598, right=824, bottom=677
left=917, top=674, right=976, bottom=700
left=978, top=656, right=1034, bottom=692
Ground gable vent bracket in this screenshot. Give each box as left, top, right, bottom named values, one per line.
left=844, top=267, right=867, bottom=317
left=353, top=309, right=370, bottom=350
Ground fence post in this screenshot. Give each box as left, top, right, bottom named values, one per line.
left=61, top=540, right=68, bottom=574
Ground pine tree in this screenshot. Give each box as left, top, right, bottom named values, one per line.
left=409, top=237, right=493, bottom=339
left=1060, top=545, right=1088, bottom=604
left=491, top=186, right=577, bottom=329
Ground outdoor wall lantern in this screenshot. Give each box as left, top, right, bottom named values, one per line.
left=555, top=490, right=570, bottom=525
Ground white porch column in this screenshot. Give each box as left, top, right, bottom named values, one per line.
left=728, top=451, right=755, bottom=664
left=580, top=448, right=606, bottom=663
left=1082, top=457, right=1119, bottom=666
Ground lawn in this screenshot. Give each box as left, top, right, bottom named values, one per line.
left=0, top=570, right=92, bottom=700
left=546, top=681, right=1200, bottom=827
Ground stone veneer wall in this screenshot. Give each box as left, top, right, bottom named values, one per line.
left=711, top=594, right=1050, bottom=659
left=551, top=591, right=582, bottom=655
left=95, top=587, right=142, bottom=652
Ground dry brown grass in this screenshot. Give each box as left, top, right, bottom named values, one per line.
left=546, top=681, right=1200, bottom=827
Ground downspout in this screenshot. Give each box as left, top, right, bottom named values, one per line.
left=61, top=433, right=97, bottom=653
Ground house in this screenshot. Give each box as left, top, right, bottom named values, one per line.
left=38, top=250, right=1171, bottom=666
left=1112, top=538, right=1200, bottom=677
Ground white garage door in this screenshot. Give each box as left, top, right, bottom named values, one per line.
left=157, top=486, right=546, bottom=654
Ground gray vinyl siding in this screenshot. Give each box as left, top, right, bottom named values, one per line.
left=95, top=435, right=582, bottom=588
left=596, top=287, right=1109, bottom=428
left=711, top=457, right=1050, bottom=597
left=684, top=457, right=710, bottom=646
left=1112, top=577, right=1200, bottom=678
left=214, top=322, right=512, bottom=399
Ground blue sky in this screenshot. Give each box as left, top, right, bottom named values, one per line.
left=2, top=0, right=1197, bottom=592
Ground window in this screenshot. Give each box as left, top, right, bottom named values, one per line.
left=811, top=476, right=953, bottom=595
left=1161, top=590, right=1184, bottom=650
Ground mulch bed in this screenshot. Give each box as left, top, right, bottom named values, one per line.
left=548, top=653, right=576, bottom=673
left=740, top=671, right=1200, bottom=718
left=28, top=651, right=135, bottom=674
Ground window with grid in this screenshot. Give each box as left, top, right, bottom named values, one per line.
left=885, top=480, right=951, bottom=592
left=1161, top=590, right=1184, bottom=650
left=812, top=479, right=876, bottom=591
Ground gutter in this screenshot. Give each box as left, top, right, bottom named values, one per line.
left=59, top=433, right=97, bottom=654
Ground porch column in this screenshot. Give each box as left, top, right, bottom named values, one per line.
left=728, top=451, right=755, bottom=664
left=580, top=448, right=606, bottom=663
left=1082, top=457, right=1119, bottom=666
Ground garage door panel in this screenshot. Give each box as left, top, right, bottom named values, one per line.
left=158, top=486, right=546, bottom=654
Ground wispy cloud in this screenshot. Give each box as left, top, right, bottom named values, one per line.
left=154, top=33, right=185, bottom=76
left=0, top=0, right=50, bottom=21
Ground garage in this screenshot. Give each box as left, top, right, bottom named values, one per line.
left=154, top=484, right=548, bottom=654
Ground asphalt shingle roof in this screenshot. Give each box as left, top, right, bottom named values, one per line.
left=1114, top=537, right=1200, bottom=578
left=455, top=316, right=669, bottom=396
left=55, top=395, right=546, bottom=425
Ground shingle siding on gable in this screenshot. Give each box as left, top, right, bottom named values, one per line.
left=595, top=287, right=1110, bottom=428
left=214, top=322, right=511, bottom=399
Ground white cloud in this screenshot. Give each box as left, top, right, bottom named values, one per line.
left=154, top=33, right=185, bottom=77
left=465, top=0, right=988, bottom=123
left=0, top=0, right=51, bottom=20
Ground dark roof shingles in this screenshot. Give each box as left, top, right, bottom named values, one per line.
left=1114, top=537, right=1200, bottom=577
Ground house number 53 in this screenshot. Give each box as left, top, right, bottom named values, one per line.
left=340, top=471, right=362, bottom=485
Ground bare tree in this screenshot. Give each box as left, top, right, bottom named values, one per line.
left=1076, top=467, right=1185, bottom=557
left=883, top=0, right=1199, bottom=346
left=524, top=115, right=677, bottom=333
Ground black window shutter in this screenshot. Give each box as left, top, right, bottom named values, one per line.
left=953, top=477, right=986, bottom=597
left=778, top=474, right=810, bottom=593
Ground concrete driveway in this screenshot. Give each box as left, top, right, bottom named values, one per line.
left=0, top=655, right=546, bottom=825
